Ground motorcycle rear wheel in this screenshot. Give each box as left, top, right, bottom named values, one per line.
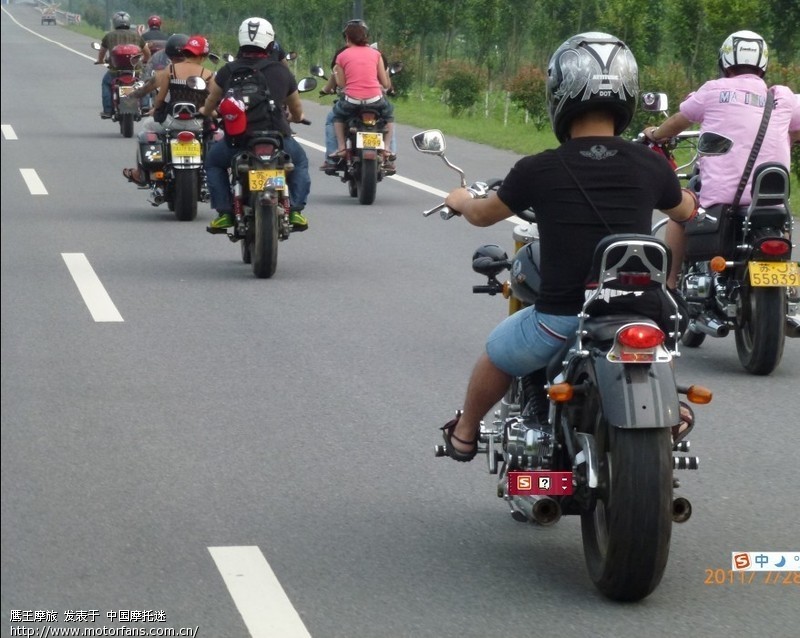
left=173, top=170, right=198, bottom=222
left=120, top=114, right=134, bottom=139
left=734, top=279, right=785, bottom=375
left=347, top=177, right=358, bottom=198
left=579, top=378, right=672, bottom=601
left=241, top=239, right=252, bottom=264
left=252, top=197, right=278, bottom=279
left=358, top=157, right=377, bottom=205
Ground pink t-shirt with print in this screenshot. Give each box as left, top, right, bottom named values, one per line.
left=679, top=74, right=800, bottom=207
left=336, top=45, right=383, bottom=100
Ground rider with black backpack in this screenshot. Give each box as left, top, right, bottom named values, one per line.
left=201, top=17, right=310, bottom=232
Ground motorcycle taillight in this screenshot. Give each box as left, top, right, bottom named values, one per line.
left=144, top=132, right=159, bottom=143
left=617, top=324, right=664, bottom=350
left=254, top=143, right=275, bottom=159
left=176, top=131, right=196, bottom=143
left=361, top=112, right=377, bottom=126
left=756, top=238, right=791, bottom=256
left=617, top=272, right=652, bottom=286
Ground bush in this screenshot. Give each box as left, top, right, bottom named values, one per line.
left=507, top=65, right=548, bottom=130
left=384, top=46, right=414, bottom=99
left=437, top=60, right=483, bottom=117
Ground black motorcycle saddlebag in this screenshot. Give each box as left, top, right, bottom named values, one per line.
left=684, top=203, right=738, bottom=261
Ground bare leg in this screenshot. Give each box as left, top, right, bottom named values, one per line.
left=383, top=122, right=394, bottom=156
left=332, top=121, right=346, bottom=153
left=665, top=219, right=687, bottom=289
left=450, top=352, right=511, bottom=454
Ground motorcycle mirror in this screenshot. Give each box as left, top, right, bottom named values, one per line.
left=91, top=42, right=101, bottom=51
left=310, top=65, right=326, bottom=78
left=296, top=77, right=318, bottom=93
left=412, top=129, right=446, bottom=154
left=208, top=52, right=221, bottom=65
left=222, top=53, right=235, bottom=63
left=285, top=51, right=298, bottom=62
left=389, top=62, right=404, bottom=75
left=185, top=76, right=207, bottom=91
left=641, top=92, right=668, bottom=113
left=697, top=132, right=734, bottom=156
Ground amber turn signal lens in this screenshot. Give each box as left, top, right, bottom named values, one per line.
left=548, top=383, right=574, bottom=403
left=710, top=256, right=727, bottom=272
left=686, top=385, right=713, bottom=404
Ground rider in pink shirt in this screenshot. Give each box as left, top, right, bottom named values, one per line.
left=644, top=30, right=800, bottom=287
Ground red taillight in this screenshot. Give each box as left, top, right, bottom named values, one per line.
left=176, top=131, right=195, bottom=142
left=361, top=112, right=377, bottom=125
left=144, top=132, right=159, bottom=143
left=617, top=272, right=652, bottom=286
left=617, top=324, right=664, bottom=349
left=254, top=143, right=274, bottom=157
left=758, top=239, right=791, bottom=256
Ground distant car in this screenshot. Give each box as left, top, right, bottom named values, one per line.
left=42, top=12, right=57, bottom=25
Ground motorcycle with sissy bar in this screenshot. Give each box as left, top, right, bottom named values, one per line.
left=414, top=130, right=712, bottom=602
left=642, top=92, right=799, bottom=375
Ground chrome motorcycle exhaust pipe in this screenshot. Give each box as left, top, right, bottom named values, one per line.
left=672, top=497, right=692, bottom=523
left=510, top=495, right=562, bottom=527
left=785, top=316, right=800, bottom=338
left=691, top=317, right=729, bottom=338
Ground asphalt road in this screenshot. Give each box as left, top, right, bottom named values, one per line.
left=2, top=5, right=799, bottom=638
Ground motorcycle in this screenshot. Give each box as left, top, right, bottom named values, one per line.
left=642, top=92, right=799, bottom=375
left=92, top=41, right=145, bottom=138
left=133, top=76, right=212, bottom=222
left=414, top=129, right=712, bottom=602
left=206, top=77, right=317, bottom=279
left=311, top=62, right=402, bottom=205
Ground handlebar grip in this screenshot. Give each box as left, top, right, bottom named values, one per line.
left=472, top=284, right=502, bottom=295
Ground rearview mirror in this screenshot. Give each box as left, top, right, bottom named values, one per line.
left=310, top=65, right=326, bottom=78
left=641, top=92, right=668, bottom=113
left=285, top=51, right=298, bottom=62
left=412, top=129, right=445, bottom=154
left=297, top=77, right=318, bottom=93
left=185, top=76, right=207, bottom=91
left=697, top=132, right=733, bottom=156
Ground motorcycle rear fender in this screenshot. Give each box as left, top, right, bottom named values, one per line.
left=592, top=357, right=680, bottom=429
left=361, top=149, right=378, bottom=161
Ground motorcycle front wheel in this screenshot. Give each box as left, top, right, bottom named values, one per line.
left=734, top=277, right=785, bottom=375
left=579, top=376, right=672, bottom=601
left=252, top=197, right=278, bottom=279
left=172, top=170, right=199, bottom=222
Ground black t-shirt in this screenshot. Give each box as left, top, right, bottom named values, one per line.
left=497, top=136, right=682, bottom=315
left=214, top=55, right=297, bottom=136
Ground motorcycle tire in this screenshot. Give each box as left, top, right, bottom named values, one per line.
left=252, top=197, right=278, bottom=279
left=734, top=277, right=785, bottom=375
left=241, top=239, right=252, bottom=264
left=120, top=114, right=134, bottom=139
left=172, top=170, right=199, bottom=222
left=347, top=177, right=358, bottom=198
left=578, top=371, right=672, bottom=602
left=358, top=157, right=377, bottom=205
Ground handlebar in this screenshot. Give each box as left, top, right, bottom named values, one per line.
left=473, top=282, right=504, bottom=295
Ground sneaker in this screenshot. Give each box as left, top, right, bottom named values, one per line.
left=290, top=210, right=308, bottom=232
left=100, top=111, right=113, bottom=119
left=208, top=213, right=233, bottom=229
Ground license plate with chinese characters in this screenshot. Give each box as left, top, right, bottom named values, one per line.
left=170, top=139, right=201, bottom=157
left=249, top=169, right=286, bottom=190
left=748, top=261, right=799, bottom=287
left=356, top=131, right=383, bottom=149
left=118, top=85, right=135, bottom=97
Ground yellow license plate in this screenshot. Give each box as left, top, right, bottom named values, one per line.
left=118, top=85, right=135, bottom=97
left=249, top=169, right=286, bottom=190
left=171, top=140, right=201, bottom=157
left=356, top=132, right=383, bottom=149
left=749, top=261, right=800, bottom=287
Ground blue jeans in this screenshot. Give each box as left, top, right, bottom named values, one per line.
left=324, top=106, right=396, bottom=162
left=102, top=71, right=114, bottom=113
left=485, top=307, right=579, bottom=377
left=206, top=134, right=310, bottom=213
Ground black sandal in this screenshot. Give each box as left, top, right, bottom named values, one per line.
left=441, top=412, right=478, bottom=462
left=673, top=402, right=695, bottom=445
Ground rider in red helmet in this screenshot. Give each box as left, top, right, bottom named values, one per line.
left=142, top=15, right=167, bottom=55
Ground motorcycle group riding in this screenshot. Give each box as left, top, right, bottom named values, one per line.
left=86, top=14, right=797, bottom=602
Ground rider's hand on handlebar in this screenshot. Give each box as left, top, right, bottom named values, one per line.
left=444, top=188, right=477, bottom=217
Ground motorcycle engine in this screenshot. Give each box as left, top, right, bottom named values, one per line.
left=504, top=415, right=552, bottom=470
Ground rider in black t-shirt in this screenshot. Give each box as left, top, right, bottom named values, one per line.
left=438, top=32, right=700, bottom=463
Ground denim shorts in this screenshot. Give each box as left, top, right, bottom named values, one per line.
left=485, top=306, right=579, bottom=377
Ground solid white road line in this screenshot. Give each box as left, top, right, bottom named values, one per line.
left=61, top=253, right=124, bottom=322
left=209, top=546, right=312, bottom=638
left=2, top=124, right=18, bottom=140
left=20, top=169, right=48, bottom=195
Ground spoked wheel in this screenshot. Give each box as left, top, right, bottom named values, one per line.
left=252, top=197, right=278, bottom=279
left=358, top=157, right=377, bottom=205
left=579, top=370, right=673, bottom=601
left=734, top=271, right=785, bottom=375
left=172, top=170, right=199, bottom=221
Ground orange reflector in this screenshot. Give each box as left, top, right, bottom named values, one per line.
left=618, top=324, right=664, bottom=349
left=548, top=383, right=573, bottom=403
left=710, top=256, right=727, bottom=272
left=152, top=171, right=164, bottom=179
left=502, top=281, right=512, bottom=299
left=686, top=385, right=713, bottom=404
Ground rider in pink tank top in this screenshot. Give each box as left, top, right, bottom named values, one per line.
left=335, top=46, right=383, bottom=100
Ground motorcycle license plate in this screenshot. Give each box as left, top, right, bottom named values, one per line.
left=170, top=139, right=201, bottom=157
left=356, top=131, right=384, bottom=150
left=249, top=169, right=286, bottom=190
left=748, top=261, right=799, bottom=287
left=118, top=85, right=135, bottom=97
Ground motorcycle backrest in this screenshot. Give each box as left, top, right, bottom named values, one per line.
left=170, top=102, right=198, bottom=119
left=748, top=162, right=789, bottom=207
left=587, top=234, right=670, bottom=291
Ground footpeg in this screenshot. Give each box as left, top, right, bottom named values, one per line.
left=206, top=226, right=229, bottom=235
left=434, top=444, right=446, bottom=457
left=673, top=456, right=699, bottom=470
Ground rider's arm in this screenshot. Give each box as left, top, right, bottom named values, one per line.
left=645, top=112, right=692, bottom=143
left=200, top=76, right=223, bottom=116
left=321, top=75, right=337, bottom=94
left=141, top=42, right=152, bottom=63
left=377, top=58, right=391, bottom=92
left=445, top=189, right=514, bottom=227
left=333, top=63, right=345, bottom=89
left=95, top=46, right=107, bottom=65
left=150, top=71, right=170, bottom=110
left=662, top=188, right=699, bottom=224
left=285, top=91, right=305, bottom=123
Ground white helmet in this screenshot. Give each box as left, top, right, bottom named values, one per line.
left=719, top=30, right=768, bottom=76
left=238, top=17, right=275, bottom=50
